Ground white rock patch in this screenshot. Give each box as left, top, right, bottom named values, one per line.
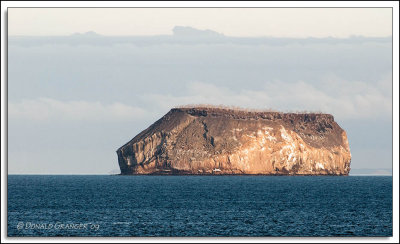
left=316, top=162, right=325, bottom=170
left=280, top=126, right=293, bottom=142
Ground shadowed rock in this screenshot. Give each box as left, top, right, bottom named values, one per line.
left=117, top=107, right=351, bottom=175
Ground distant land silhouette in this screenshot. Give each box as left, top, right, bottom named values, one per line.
left=9, top=26, right=391, bottom=47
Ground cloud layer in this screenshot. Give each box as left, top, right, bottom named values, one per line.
left=9, top=75, right=391, bottom=124
left=9, top=98, right=147, bottom=122
left=141, top=78, right=392, bottom=121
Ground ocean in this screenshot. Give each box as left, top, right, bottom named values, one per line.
left=7, top=175, right=392, bottom=237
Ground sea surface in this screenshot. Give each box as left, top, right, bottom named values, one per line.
left=8, top=175, right=392, bottom=237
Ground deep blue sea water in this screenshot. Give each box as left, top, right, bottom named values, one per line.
left=8, top=175, right=392, bottom=237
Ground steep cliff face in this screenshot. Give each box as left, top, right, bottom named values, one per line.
left=117, top=107, right=351, bottom=175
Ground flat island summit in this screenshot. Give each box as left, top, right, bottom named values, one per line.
left=117, top=106, right=351, bottom=175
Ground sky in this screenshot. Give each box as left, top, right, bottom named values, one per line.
left=7, top=7, right=393, bottom=174
left=8, top=8, right=392, bottom=38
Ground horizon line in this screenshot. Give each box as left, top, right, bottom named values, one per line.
left=9, top=34, right=393, bottom=39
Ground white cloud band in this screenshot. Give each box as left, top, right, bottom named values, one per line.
left=9, top=98, right=147, bottom=122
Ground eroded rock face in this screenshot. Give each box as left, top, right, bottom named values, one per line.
left=117, top=107, right=351, bottom=175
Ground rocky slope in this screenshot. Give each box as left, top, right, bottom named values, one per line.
left=117, top=107, right=351, bottom=175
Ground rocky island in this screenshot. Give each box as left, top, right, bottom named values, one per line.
left=117, top=106, right=351, bottom=175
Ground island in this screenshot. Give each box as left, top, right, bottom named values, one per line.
left=117, top=106, right=351, bottom=175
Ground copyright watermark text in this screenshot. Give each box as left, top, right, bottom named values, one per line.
left=17, top=222, right=100, bottom=231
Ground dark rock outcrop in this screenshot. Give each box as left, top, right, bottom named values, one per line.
left=117, top=107, right=351, bottom=175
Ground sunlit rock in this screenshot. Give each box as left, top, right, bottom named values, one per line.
left=117, top=106, right=351, bottom=175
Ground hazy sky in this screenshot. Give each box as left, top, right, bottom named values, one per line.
left=8, top=8, right=392, bottom=38
left=7, top=8, right=393, bottom=174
